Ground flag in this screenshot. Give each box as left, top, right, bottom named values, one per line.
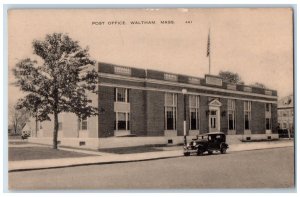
left=207, top=30, right=210, bottom=57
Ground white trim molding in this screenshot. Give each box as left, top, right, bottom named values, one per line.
left=99, top=73, right=277, bottom=100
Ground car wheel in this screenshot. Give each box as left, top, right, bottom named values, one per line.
left=197, top=149, right=204, bottom=156
left=184, top=152, right=190, bottom=156
left=221, top=147, right=227, bottom=154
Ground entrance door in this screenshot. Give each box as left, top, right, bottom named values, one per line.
left=208, top=99, right=221, bottom=133
left=209, top=110, right=218, bottom=132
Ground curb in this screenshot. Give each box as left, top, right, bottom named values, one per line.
left=9, top=155, right=182, bottom=173
left=228, top=144, right=294, bottom=151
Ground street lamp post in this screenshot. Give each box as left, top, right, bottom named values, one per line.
left=182, top=89, right=187, bottom=146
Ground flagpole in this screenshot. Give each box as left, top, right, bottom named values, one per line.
left=207, top=28, right=211, bottom=75
left=209, top=37, right=211, bottom=75
left=209, top=49, right=211, bottom=75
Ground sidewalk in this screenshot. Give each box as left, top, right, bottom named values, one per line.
left=9, top=140, right=294, bottom=172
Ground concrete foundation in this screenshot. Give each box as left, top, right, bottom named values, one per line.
left=28, top=133, right=279, bottom=150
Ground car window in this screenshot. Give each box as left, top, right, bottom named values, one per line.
left=199, top=135, right=208, bottom=140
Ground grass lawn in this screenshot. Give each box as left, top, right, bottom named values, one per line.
left=8, top=135, right=22, bottom=140
left=9, top=141, right=29, bottom=145
left=98, top=145, right=166, bottom=154
left=9, top=147, right=93, bottom=161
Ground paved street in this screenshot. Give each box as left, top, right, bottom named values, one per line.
left=9, top=147, right=294, bottom=190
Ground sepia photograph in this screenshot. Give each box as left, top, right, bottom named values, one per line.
left=6, top=6, right=295, bottom=191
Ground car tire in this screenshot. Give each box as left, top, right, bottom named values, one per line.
left=184, top=152, right=190, bottom=156
left=220, top=147, right=227, bottom=154
left=197, top=149, right=204, bottom=156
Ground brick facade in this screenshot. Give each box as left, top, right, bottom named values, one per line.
left=145, top=90, right=165, bottom=136
left=251, top=101, right=266, bottom=134
left=98, top=85, right=115, bottom=137
left=177, top=94, right=184, bottom=136
left=220, top=98, right=228, bottom=134
left=235, top=100, right=244, bottom=135
left=271, top=103, right=278, bottom=133
left=130, top=89, right=146, bottom=136
left=33, top=62, right=278, bottom=142
left=199, top=96, right=209, bottom=134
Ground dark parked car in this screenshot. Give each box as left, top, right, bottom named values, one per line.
left=21, top=130, right=30, bottom=140
left=278, top=129, right=294, bottom=138
left=183, top=132, right=229, bottom=156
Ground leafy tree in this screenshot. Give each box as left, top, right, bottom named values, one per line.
left=9, top=103, right=30, bottom=135
left=13, top=33, right=98, bottom=149
left=218, top=70, right=244, bottom=84
left=251, top=82, right=267, bottom=89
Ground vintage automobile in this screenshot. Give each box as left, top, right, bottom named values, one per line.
left=183, top=132, right=229, bottom=156
left=21, top=130, right=31, bottom=140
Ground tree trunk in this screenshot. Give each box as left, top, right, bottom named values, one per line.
left=53, top=112, right=59, bottom=149
left=13, top=120, right=18, bottom=134
left=35, top=117, right=38, bottom=137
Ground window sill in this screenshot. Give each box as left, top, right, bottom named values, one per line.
left=244, top=130, right=252, bottom=135
left=189, top=130, right=199, bottom=136
left=266, top=130, right=272, bottom=134
left=227, top=130, right=236, bottom=135
left=164, top=130, right=177, bottom=137
left=114, top=130, right=131, bottom=137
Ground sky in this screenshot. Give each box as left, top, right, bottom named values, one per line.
left=8, top=8, right=294, bottom=104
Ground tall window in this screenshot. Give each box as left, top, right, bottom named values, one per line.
left=266, top=118, right=271, bottom=130
left=115, top=112, right=130, bottom=131
left=78, top=117, right=88, bottom=130
left=165, top=93, right=177, bottom=130
left=189, top=95, right=200, bottom=130
left=114, top=88, right=130, bottom=131
left=265, top=103, right=271, bottom=130
left=244, top=101, right=251, bottom=130
left=228, top=99, right=236, bottom=130
left=210, top=110, right=217, bottom=128
left=114, top=88, right=129, bottom=103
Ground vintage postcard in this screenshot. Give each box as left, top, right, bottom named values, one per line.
left=7, top=7, right=294, bottom=190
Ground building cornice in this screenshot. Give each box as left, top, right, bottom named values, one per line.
left=99, top=73, right=278, bottom=100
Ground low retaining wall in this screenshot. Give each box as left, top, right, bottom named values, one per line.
left=28, top=133, right=279, bottom=149
left=227, top=134, right=279, bottom=144
left=98, top=136, right=197, bottom=148
left=240, top=133, right=279, bottom=141
left=28, top=136, right=194, bottom=149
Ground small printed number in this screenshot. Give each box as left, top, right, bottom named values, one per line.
left=185, top=21, right=192, bottom=24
